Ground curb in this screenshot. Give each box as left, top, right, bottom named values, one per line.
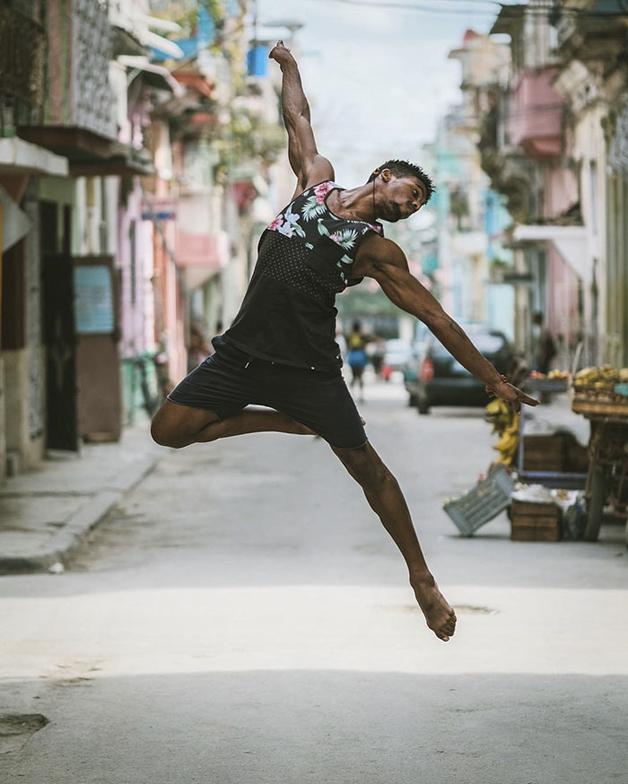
left=0, top=454, right=159, bottom=576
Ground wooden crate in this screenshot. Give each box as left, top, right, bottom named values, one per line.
left=522, top=435, right=565, bottom=472
left=510, top=500, right=562, bottom=542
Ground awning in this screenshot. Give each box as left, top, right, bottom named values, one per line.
left=512, top=223, right=589, bottom=281
left=0, top=184, right=32, bottom=251
left=0, top=137, right=68, bottom=177
left=118, top=56, right=185, bottom=97
left=139, top=30, right=184, bottom=60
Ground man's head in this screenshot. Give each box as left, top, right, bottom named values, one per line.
left=368, top=159, right=434, bottom=222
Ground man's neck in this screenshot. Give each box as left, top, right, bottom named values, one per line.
left=328, top=183, right=377, bottom=222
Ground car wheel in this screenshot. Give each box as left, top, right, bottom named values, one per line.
left=417, top=399, right=430, bottom=415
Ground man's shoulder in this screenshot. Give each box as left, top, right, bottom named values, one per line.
left=355, top=233, right=401, bottom=266
left=302, top=157, right=336, bottom=191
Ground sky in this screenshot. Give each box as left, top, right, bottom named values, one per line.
left=258, top=0, right=518, bottom=185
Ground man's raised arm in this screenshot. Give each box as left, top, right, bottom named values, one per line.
left=357, top=235, right=538, bottom=410
left=268, top=41, right=334, bottom=194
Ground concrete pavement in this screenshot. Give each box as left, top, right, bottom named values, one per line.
left=0, top=423, right=161, bottom=574
left=0, top=382, right=626, bottom=783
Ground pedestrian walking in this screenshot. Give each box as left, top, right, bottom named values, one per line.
left=531, top=311, right=557, bottom=374
left=370, top=336, right=386, bottom=377
left=151, top=41, right=537, bottom=643
left=347, top=320, right=369, bottom=403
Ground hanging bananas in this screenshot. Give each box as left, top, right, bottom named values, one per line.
left=485, top=398, right=520, bottom=467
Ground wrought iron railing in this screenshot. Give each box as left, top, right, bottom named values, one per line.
left=0, top=3, right=45, bottom=136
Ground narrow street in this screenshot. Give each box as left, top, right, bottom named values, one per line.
left=1, top=383, right=627, bottom=784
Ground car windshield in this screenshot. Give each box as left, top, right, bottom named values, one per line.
left=431, top=332, right=506, bottom=358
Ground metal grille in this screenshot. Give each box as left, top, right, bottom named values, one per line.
left=72, top=0, right=115, bottom=138
left=0, top=5, right=45, bottom=135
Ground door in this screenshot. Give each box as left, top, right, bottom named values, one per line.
left=40, top=202, right=79, bottom=451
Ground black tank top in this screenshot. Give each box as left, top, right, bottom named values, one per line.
left=223, top=180, right=384, bottom=371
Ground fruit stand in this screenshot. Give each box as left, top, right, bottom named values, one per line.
left=572, top=367, right=628, bottom=542
left=516, top=372, right=588, bottom=490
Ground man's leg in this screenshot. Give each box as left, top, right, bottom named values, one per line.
left=151, top=400, right=314, bottom=449
left=333, top=441, right=456, bottom=642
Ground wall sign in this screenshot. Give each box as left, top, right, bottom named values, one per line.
left=74, top=265, right=114, bottom=334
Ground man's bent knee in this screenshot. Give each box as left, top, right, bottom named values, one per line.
left=335, top=443, right=394, bottom=490
left=150, top=409, right=192, bottom=448
left=150, top=419, right=187, bottom=448
left=150, top=400, right=220, bottom=448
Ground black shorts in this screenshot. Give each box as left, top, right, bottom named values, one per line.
left=167, top=337, right=367, bottom=449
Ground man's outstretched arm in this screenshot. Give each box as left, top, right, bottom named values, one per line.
left=269, top=41, right=334, bottom=194
left=357, top=236, right=538, bottom=409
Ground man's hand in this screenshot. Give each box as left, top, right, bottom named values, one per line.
left=486, top=375, right=539, bottom=411
left=269, top=40, right=296, bottom=69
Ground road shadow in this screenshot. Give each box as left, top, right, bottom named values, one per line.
left=1, top=670, right=626, bottom=784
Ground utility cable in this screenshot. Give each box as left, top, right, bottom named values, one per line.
left=307, top=0, right=628, bottom=19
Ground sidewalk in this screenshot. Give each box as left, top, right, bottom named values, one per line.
left=0, top=421, right=162, bottom=575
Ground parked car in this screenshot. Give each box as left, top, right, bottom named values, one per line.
left=405, top=325, right=514, bottom=414
left=381, top=339, right=418, bottom=381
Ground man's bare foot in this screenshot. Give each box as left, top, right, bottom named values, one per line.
left=411, top=576, right=457, bottom=642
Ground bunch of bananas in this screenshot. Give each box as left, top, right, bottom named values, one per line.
left=485, top=398, right=520, bottom=466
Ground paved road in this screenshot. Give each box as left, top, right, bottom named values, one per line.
left=1, top=382, right=627, bottom=783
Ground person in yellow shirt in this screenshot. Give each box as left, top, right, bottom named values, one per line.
left=347, top=320, right=369, bottom=403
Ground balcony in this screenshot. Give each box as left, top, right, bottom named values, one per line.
left=176, top=231, right=229, bottom=289
left=0, top=4, right=45, bottom=136
left=508, top=68, right=564, bottom=159
left=17, top=0, right=118, bottom=163
left=556, top=0, right=626, bottom=61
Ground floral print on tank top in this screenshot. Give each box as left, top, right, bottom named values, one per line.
left=266, top=181, right=384, bottom=286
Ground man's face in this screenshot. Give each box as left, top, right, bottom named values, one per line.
left=379, top=173, right=427, bottom=222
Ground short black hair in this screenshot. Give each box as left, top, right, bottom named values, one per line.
left=368, top=159, right=435, bottom=203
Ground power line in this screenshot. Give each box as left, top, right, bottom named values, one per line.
left=308, top=0, right=498, bottom=13
left=307, top=0, right=628, bottom=19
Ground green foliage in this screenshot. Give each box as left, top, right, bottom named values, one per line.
left=227, top=111, right=286, bottom=168
left=150, top=1, right=227, bottom=40
left=203, top=0, right=226, bottom=27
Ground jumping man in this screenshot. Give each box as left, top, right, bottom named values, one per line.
left=151, top=41, right=538, bottom=642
